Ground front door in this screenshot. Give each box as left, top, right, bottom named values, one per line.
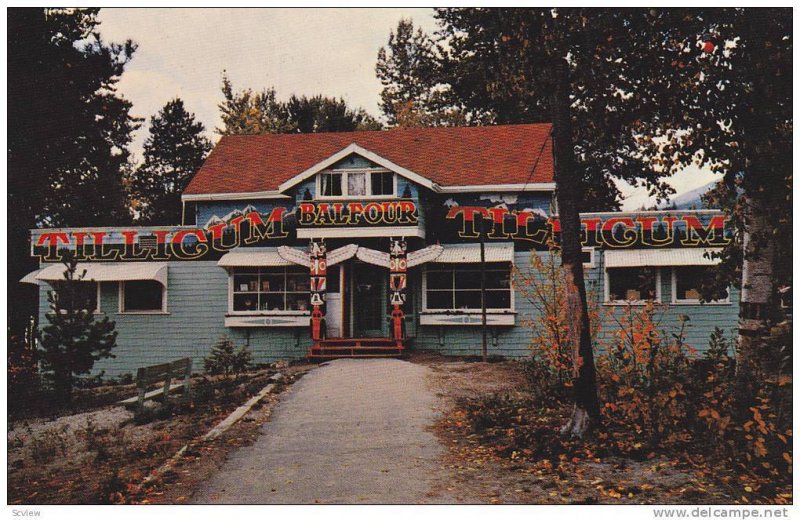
left=326, top=265, right=343, bottom=337
left=352, top=262, right=385, bottom=337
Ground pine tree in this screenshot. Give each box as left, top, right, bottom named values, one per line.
left=38, top=254, right=117, bottom=404
left=8, top=8, right=139, bottom=335
left=203, top=336, right=252, bottom=379
left=129, top=98, right=212, bottom=225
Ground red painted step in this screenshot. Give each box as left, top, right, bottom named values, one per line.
left=308, top=337, right=404, bottom=361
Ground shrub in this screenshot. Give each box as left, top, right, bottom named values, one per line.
left=203, top=336, right=252, bottom=378
left=37, top=254, right=117, bottom=404
left=515, top=244, right=607, bottom=397
left=596, top=303, right=695, bottom=453
left=8, top=318, right=41, bottom=416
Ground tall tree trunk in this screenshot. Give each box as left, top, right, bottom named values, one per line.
left=550, top=58, right=601, bottom=438
left=735, top=192, right=777, bottom=406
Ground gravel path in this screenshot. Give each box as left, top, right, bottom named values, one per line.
left=191, top=358, right=450, bottom=504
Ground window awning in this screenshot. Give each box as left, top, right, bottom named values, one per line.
left=604, top=248, right=722, bottom=268
left=27, top=262, right=169, bottom=286
left=217, top=248, right=292, bottom=268
left=20, top=269, right=45, bottom=285
left=432, top=243, right=515, bottom=264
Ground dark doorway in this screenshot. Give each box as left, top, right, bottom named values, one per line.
left=351, top=262, right=386, bottom=337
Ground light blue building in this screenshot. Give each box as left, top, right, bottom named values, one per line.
left=24, top=124, right=738, bottom=375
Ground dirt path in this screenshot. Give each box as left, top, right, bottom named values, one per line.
left=191, top=358, right=452, bottom=504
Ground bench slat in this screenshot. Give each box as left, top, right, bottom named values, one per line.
left=121, top=358, right=193, bottom=409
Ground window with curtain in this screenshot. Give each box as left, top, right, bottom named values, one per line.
left=320, top=172, right=343, bottom=197
left=347, top=172, right=367, bottom=196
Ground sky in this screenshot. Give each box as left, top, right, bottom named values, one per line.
left=97, top=7, right=719, bottom=211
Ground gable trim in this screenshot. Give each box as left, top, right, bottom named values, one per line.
left=277, top=143, right=438, bottom=193
left=182, top=191, right=292, bottom=202
left=438, top=183, right=555, bottom=193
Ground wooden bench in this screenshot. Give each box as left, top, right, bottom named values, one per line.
left=119, top=358, right=192, bottom=412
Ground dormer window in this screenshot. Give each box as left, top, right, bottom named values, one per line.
left=320, top=171, right=343, bottom=197
left=317, top=169, right=396, bottom=199
left=371, top=172, right=394, bottom=196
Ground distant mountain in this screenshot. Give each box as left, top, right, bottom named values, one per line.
left=659, top=181, right=718, bottom=210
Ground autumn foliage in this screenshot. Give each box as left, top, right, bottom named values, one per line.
left=463, top=249, right=795, bottom=503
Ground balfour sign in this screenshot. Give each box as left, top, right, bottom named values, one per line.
left=297, top=200, right=418, bottom=228
left=31, top=204, right=731, bottom=263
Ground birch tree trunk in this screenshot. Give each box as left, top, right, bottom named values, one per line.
left=550, top=58, right=601, bottom=438
left=735, top=193, right=777, bottom=403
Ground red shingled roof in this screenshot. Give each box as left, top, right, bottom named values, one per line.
left=184, top=124, right=553, bottom=195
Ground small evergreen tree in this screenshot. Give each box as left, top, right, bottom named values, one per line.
left=203, top=335, right=252, bottom=378
left=38, top=254, right=117, bottom=404
left=129, top=98, right=212, bottom=225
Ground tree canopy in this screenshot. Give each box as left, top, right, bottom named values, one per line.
left=8, top=7, right=139, bottom=334
left=217, top=73, right=381, bottom=135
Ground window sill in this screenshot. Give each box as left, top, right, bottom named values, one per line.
left=420, top=310, right=516, bottom=315
left=225, top=314, right=309, bottom=327
left=671, top=300, right=732, bottom=306
left=117, top=311, right=170, bottom=315
left=314, top=195, right=398, bottom=201
left=603, top=301, right=661, bottom=307
left=419, top=310, right=515, bottom=326
left=226, top=311, right=311, bottom=317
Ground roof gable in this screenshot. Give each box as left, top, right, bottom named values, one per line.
left=276, top=143, right=438, bottom=193
left=183, top=124, right=554, bottom=198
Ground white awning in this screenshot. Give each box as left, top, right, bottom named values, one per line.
left=20, top=269, right=45, bottom=285
left=604, top=248, right=722, bottom=268
left=407, top=245, right=444, bottom=267
left=433, top=243, right=515, bottom=264
left=217, top=248, right=292, bottom=268
left=355, top=247, right=390, bottom=268
left=31, top=262, right=169, bottom=286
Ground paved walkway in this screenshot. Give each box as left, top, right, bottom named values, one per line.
left=192, top=358, right=449, bottom=504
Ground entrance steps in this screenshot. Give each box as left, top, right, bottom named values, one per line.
left=308, top=337, right=404, bottom=361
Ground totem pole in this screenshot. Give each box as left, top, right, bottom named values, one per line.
left=309, top=239, right=327, bottom=343
left=389, top=238, right=408, bottom=346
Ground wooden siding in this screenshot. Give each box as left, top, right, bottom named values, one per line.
left=38, top=262, right=311, bottom=377
left=35, top=251, right=741, bottom=376
left=412, top=250, right=740, bottom=358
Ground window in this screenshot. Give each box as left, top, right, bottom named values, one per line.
left=51, top=281, right=99, bottom=313
left=231, top=267, right=310, bottom=313
left=371, top=172, right=394, bottom=196
left=581, top=248, right=595, bottom=269
left=425, top=263, right=512, bottom=311
left=320, top=172, right=343, bottom=197
left=347, top=172, right=367, bottom=196
left=121, top=280, right=165, bottom=312
left=606, top=267, right=659, bottom=303
left=673, top=266, right=730, bottom=303
left=317, top=170, right=395, bottom=198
